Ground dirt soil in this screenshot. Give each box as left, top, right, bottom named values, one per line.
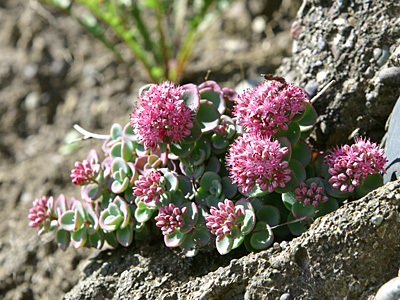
left=0, top=0, right=303, bottom=299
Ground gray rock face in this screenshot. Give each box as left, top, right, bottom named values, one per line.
left=277, top=0, right=400, bottom=149
left=64, top=180, right=400, bottom=299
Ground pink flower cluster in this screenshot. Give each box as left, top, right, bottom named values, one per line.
left=325, top=137, right=387, bottom=192
left=155, top=203, right=187, bottom=235
left=205, top=199, right=245, bottom=242
left=226, top=133, right=291, bottom=193
left=28, top=196, right=50, bottom=228
left=294, top=182, right=329, bottom=207
left=133, top=170, right=165, bottom=205
left=234, top=80, right=309, bottom=136
left=130, top=81, right=194, bottom=150
left=71, top=160, right=94, bottom=185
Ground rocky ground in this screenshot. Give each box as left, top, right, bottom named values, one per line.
left=0, top=0, right=302, bottom=299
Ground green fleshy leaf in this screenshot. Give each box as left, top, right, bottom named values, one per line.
left=236, top=199, right=256, bottom=235
left=134, top=202, right=155, bottom=223
left=180, top=202, right=198, bottom=233
left=164, top=229, right=186, bottom=247
left=110, top=143, right=123, bottom=159
left=210, top=179, right=222, bottom=197
left=232, top=234, right=245, bottom=250
left=247, top=197, right=263, bottom=212
left=289, top=159, right=306, bottom=185
left=287, top=212, right=308, bottom=236
left=170, top=190, right=184, bottom=206
left=179, top=162, right=205, bottom=180
left=297, top=102, right=317, bottom=127
left=116, top=226, right=133, bottom=247
left=164, top=172, right=178, bottom=193
left=112, top=157, right=129, bottom=174
left=245, top=183, right=270, bottom=197
left=250, top=221, right=274, bottom=250
left=354, top=173, right=383, bottom=199
left=292, top=202, right=316, bottom=220
left=196, top=100, right=221, bottom=133
left=111, top=177, right=129, bottom=194
left=216, top=236, right=234, bottom=255
left=181, top=119, right=202, bottom=144
left=256, top=205, right=280, bottom=227
left=191, top=223, right=211, bottom=246
left=85, top=208, right=98, bottom=234
left=110, top=123, right=123, bottom=140
left=170, top=142, right=195, bottom=158
left=104, top=231, right=118, bottom=248
left=212, top=135, right=229, bottom=149
left=282, top=192, right=297, bottom=211
left=291, top=140, right=311, bottom=166
left=315, top=197, right=339, bottom=218
left=56, top=229, right=70, bottom=251
left=200, top=88, right=226, bottom=114
left=204, top=156, right=221, bottom=173
left=182, top=83, right=200, bottom=112
left=71, top=228, right=87, bottom=249
left=276, top=122, right=300, bottom=146
left=177, top=175, right=193, bottom=200
left=88, top=230, right=104, bottom=249
left=121, top=140, right=134, bottom=161
left=276, top=136, right=292, bottom=162
left=206, top=195, right=223, bottom=208
left=194, top=187, right=209, bottom=206
left=200, top=171, right=221, bottom=191
left=221, top=177, right=237, bottom=198
left=59, top=210, right=76, bottom=232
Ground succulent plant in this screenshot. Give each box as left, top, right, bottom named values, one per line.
left=29, top=78, right=388, bottom=257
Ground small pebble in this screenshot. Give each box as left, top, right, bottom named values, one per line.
left=378, top=67, right=400, bottom=86
left=375, top=277, right=400, bottom=300
left=305, top=80, right=319, bottom=97
left=280, top=293, right=291, bottom=300
left=377, top=45, right=390, bottom=66
left=371, top=215, right=384, bottom=226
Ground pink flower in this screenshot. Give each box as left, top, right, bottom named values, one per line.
left=155, top=203, right=187, bottom=235
left=234, top=81, right=309, bottom=136
left=294, top=182, right=329, bottom=207
left=325, top=137, right=387, bottom=192
left=71, top=160, right=94, bottom=185
left=28, top=196, right=51, bottom=228
left=130, top=81, right=194, bottom=150
left=133, top=170, right=165, bottom=206
left=205, top=199, right=245, bottom=242
left=226, top=133, right=291, bottom=193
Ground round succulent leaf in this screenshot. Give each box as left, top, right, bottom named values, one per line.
left=221, top=177, right=237, bottom=198
left=110, top=123, right=123, bottom=140
left=196, top=100, right=221, bottom=133
left=291, top=140, right=311, bottom=166
left=313, top=151, right=328, bottom=178
left=206, top=195, right=223, bottom=209
left=71, top=228, right=87, bottom=249
left=180, top=202, right=198, bottom=233
left=256, top=205, right=280, bottom=227
left=56, top=229, right=70, bottom=251
left=276, top=122, right=300, bottom=146
left=300, top=126, right=313, bottom=139
left=88, top=230, right=104, bottom=249
left=114, top=197, right=131, bottom=229
left=111, top=157, right=129, bottom=174
left=182, top=83, right=200, bottom=112
left=101, top=214, right=123, bottom=232
left=111, top=177, right=129, bottom=194
left=181, top=148, right=206, bottom=167
left=191, top=223, right=211, bottom=246
left=291, top=108, right=306, bottom=122
left=244, top=234, right=258, bottom=253
left=315, top=197, right=339, bottom=218
left=287, top=212, right=308, bottom=236
left=170, top=142, right=195, bottom=158
left=164, top=229, right=187, bottom=247
left=194, top=187, right=209, bottom=206
left=134, top=203, right=156, bottom=223
left=104, top=231, right=118, bottom=248
left=134, top=223, right=150, bottom=241
left=195, top=137, right=211, bottom=160
left=177, top=175, right=193, bottom=199
left=121, top=140, right=134, bottom=162
left=179, top=162, right=205, bottom=180
left=354, top=173, right=383, bottom=199
left=212, top=135, right=230, bottom=149
left=110, top=143, right=123, bottom=160
left=324, top=177, right=352, bottom=199
left=216, top=235, right=234, bottom=255
left=220, top=115, right=236, bottom=139
left=53, top=194, right=68, bottom=216
left=292, top=202, right=316, bottom=220
left=232, top=234, right=245, bottom=250
left=200, top=171, right=221, bottom=191
left=274, top=170, right=297, bottom=194
left=123, top=122, right=136, bottom=141
left=297, top=102, right=317, bottom=127
left=164, top=171, right=178, bottom=193
left=250, top=221, right=274, bottom=250
left=210, top=179, right=222, bottom=197
left=305, top=164, right=315, bottom=178
left=243, top=183, right=270, bottom=198
left=135, top=142, right=147, bottom=157
left=170, top=190, right=184, bottom=206
left=204, top=156, right=221, bottom=173
left=116, top=226, right=133, bottom=247
left=86, top=208, right=99, bottom=234
left=236, top=199, right=256, bottom=235
left=247, top=197, right=263, bottom=212
left=282, top=191, right=297, bottom=211
left=181, top=119, right=202, bottom=144
left=289, top=159, right=306, bottom=185
left=199, top=86, right=226, bottom=114
left=59, top=210, right=77, bottom=232
left=276, top=136, right=292, bottom=162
